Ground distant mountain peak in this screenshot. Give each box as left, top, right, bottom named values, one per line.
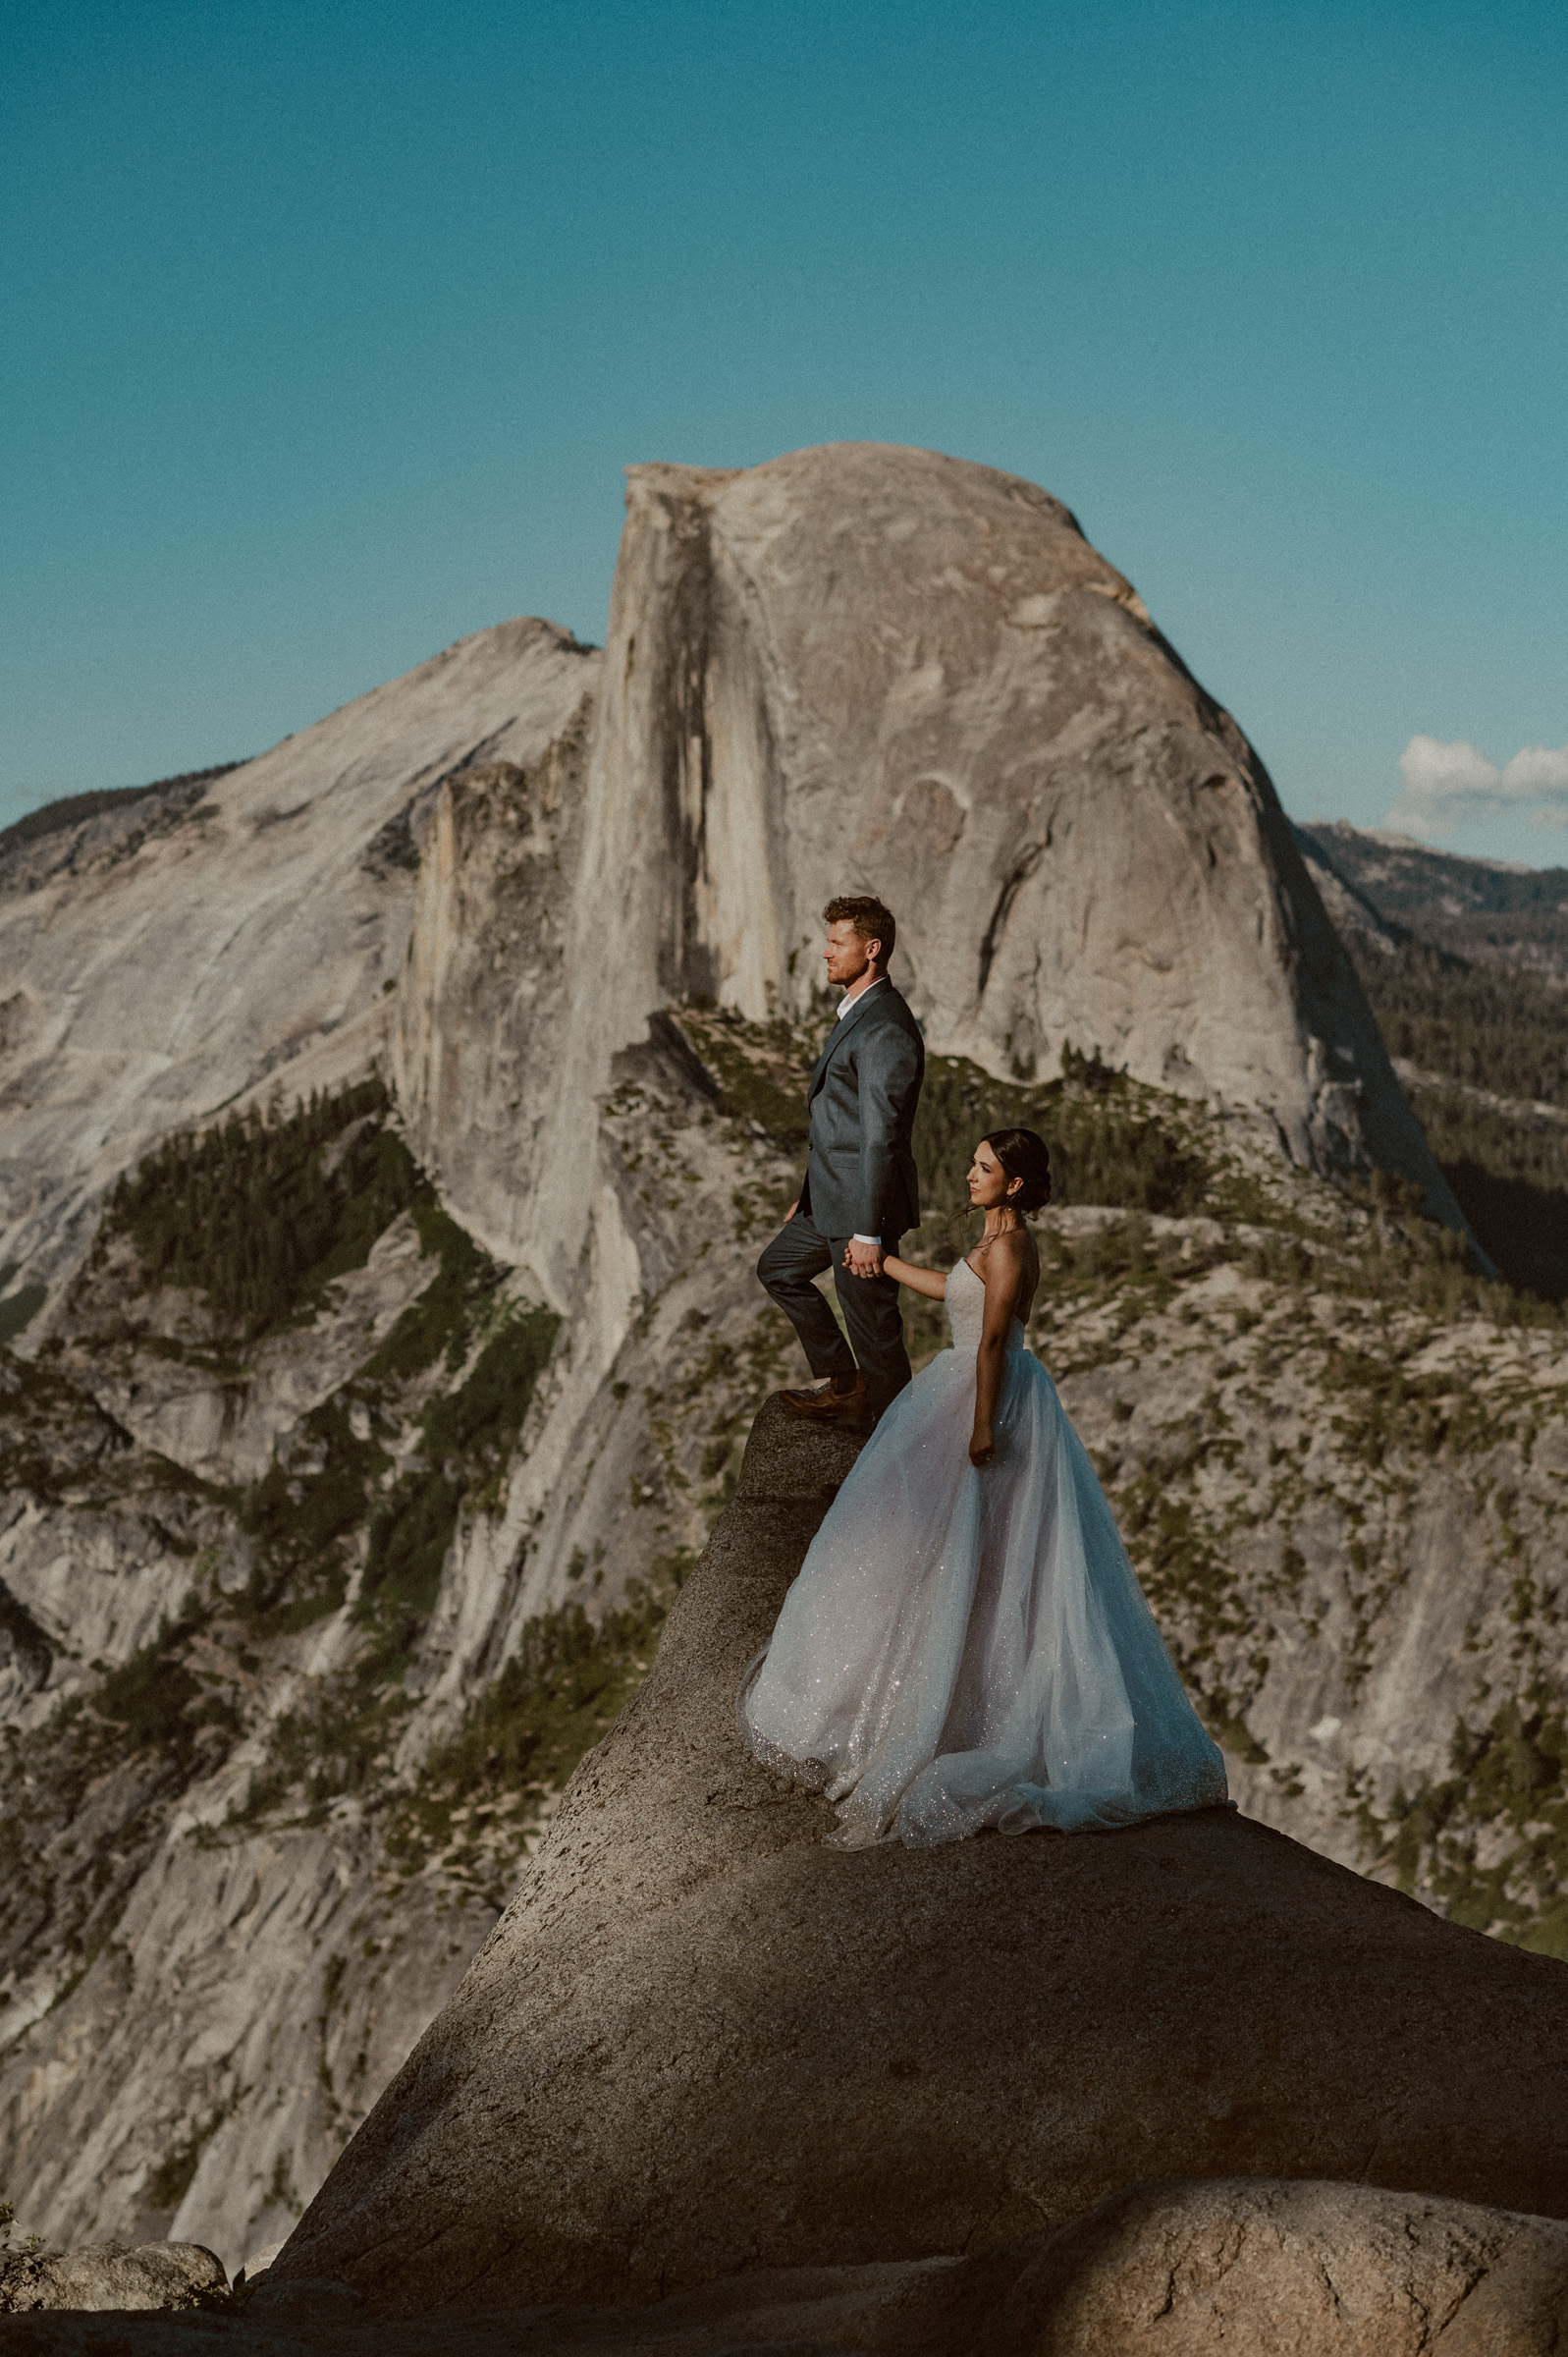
left=1294, top=818, right=1568, bottom=967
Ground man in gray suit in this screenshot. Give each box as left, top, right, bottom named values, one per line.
left=758, top=895, right=925, bottom=1428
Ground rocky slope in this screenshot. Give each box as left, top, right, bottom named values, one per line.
left=272, top=1401, right=1568, bottom=2316
left=9, top=1025, right=1563, bottom=2283
left=11, top=2181, right=1568, bottom=2351
left=0, top=444, right=1554, bottom=2272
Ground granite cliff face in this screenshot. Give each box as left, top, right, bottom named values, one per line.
left=525, top=443, right=1462, bottom=1284
left=0, top=620, right=604, bottom=2267
left=0, top=618, right=598, bottom=1320
left=0, top=445, right=1541, bottom=2275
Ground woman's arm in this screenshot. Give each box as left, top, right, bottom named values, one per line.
left=970, top=1234, right=1028, bottom=1465
left=878, top=1253, right=947, bottom=1300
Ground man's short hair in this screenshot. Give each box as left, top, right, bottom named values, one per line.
left=824, top=894, right=896, bottom=961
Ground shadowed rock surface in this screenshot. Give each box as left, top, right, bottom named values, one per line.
left=258, top=1400, right=1568, bottom=2317
left=6, top=2181, right=1568, bottom=2351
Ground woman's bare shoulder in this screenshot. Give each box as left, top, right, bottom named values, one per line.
left=980, top=1228, right=1032, bottom=1280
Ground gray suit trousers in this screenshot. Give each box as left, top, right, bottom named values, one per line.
left=757, top=1211, right=912, bottom=1423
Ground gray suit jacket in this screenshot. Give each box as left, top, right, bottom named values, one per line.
left=798, top=980, right=925, bottom=1240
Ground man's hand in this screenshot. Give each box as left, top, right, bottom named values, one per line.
left=784, top=1200, right=799, bottom=1222
left=969, top=1424, right=996, bottom=1467
left=843, top=1238, right=884, bottom=1279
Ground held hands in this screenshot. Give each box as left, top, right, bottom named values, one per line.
left=969, top=1424, right=996, bottom=1468
left=843, top=1238, right=885, bottom=1279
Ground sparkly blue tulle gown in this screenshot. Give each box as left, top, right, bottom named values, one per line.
left=740, top=1255, right=1228, bottom=1848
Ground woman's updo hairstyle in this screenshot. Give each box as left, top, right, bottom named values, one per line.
left=985, top=1126, right=1053, bottom=1214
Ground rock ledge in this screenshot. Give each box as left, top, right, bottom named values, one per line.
left=264, top=1399, right=1568, bottom=2316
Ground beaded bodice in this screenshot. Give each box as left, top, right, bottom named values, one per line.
left=947, top=1254, right=1029, bottom=1351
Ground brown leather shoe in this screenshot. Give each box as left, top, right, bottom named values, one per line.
left=780, top=1371, right=871, bottom=1427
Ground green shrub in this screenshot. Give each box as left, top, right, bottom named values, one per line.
left=81, top=1613, right=241, bottom=1777
left=908, top=1050, right=1208, bottom=1249
left=1369, top=1689, right=1568, bottom=1958
left=357, top=1308, right=559, bottom=1625
left=106, top=1078, right=418, bottom=1339
left=361, top=1194, right=499, bottom=1380
left=237, top=1660, right=412, bottom=1823
left=1345, top=936, right=1568, bottom=1298
left=239, top=1398, right=385, bottom=1629
left=1352, top=938, right=1568, bottom=1109
left=1402, top=1083, right=1568, bottom=1298
left=382, top=1564, right=692, bottom=1897
left=682, top=1014, right=815, bottom=1150
left=0, top=2200, right=41, bottom=2256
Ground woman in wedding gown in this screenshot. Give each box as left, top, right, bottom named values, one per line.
left=740, top=1127, right=1228, bottom=1848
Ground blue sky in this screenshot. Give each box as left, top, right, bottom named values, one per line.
left=3, top=0, right=1565, bottom=863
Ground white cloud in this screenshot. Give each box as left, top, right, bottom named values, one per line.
left=1386, top=736, right=1497, bottom=834
left=1505, top=743, right=1568, bottom=803
left=1385, top=735, right=1568, bottom=837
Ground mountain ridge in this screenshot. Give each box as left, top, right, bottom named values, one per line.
left=1, top=444, right=1560, bottom=2273
left=1297, top=819, right=1568, bottom=971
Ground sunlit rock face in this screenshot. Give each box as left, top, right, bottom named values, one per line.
left=0, top=617, right=598, bottom=1324
left=391, top=715, right=594, bottom=1280
left=544, top=440, right=1460, bottom=1259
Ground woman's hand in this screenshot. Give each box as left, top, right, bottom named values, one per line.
left=969, top=1424, right=996, bottom=1467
